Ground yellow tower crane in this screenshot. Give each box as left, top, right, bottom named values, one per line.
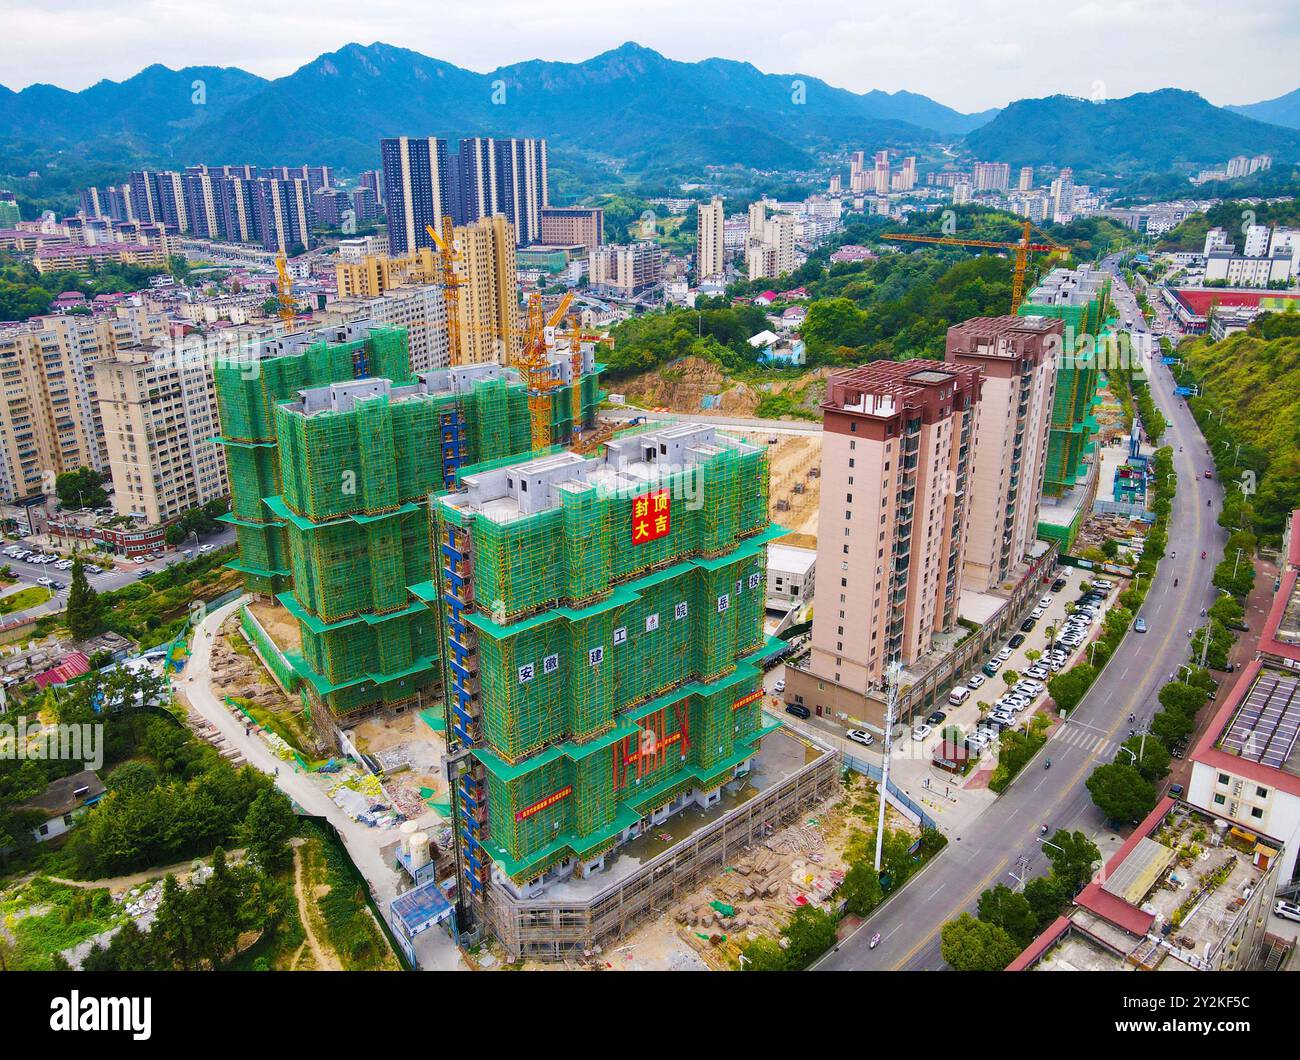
left=274, top=252, right=296, bottom=328
left=425, top=220, right=466, bottom=365
left=881, top=219, right=1067, bottom=313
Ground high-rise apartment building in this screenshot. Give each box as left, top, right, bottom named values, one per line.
left=972, top=161, right=1011, bottom=192
left=1050, top=168, right=1075, bottom=223
left=588, top=241, right=664, bottom=297
left=93, top=343, right=229, bottom=524
left=381, top=136, right=452, bottom=255
left=745, top=201, right=796, bottom=281
left=695, top=196, right=726, bottom=279
left=946, top=316, right=1061, bottom=590
left=873, top=150, right=891, bottom=195
left=790, top=361, right=982, bottom=711
left=456, top=137, right=549, bottom=245
left=0, top=306, right=170, bottom=501
left=1018, top=166, right=1034, bottom=192
left=453, top=215, right=523, bottom=364
left=252, top=177, right=314, bottom=253
left=539, top=206, right=604, bottom=251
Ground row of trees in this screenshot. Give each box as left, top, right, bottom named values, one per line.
left=941, top=830, right=1102, bottom=970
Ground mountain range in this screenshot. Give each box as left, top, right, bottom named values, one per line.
left=1228, top=88, right=1300, bottom=130
left=0, top=42, right=1297, bottom=180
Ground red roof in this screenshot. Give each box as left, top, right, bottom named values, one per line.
left=33, top=651, right=91, bottom=688
left=1258, top=568, right=1300, bottom=667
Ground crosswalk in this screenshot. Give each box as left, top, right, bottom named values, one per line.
left=1053, top=724, right=1116, bottom=758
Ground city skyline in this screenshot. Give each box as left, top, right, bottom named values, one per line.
left=2, top=0, right=1298, bottom=113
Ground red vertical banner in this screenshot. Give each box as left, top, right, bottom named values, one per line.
left=632, top=488, right=671, bottom=545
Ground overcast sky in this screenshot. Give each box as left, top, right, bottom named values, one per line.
left=3, top=0, right=1297, bottom=111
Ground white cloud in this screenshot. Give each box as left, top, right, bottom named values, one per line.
left=0, top=0, right=1296, bottom=111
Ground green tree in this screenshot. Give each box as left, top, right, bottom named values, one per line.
left=738, top=936, right=787, bottom=971
left=1086, top=762, right=1158, bottom=824
left=940, top=913, right=1021, bottom=971
left=1151, top=707, right=1195, bottom=747
left=781, top=904, right=838, bottom=969
left=1048, top=664, right=1097, bottom=714
left=839, top=860, right=884, bottom=917
left=1023, top=875, right=1067, bottom=932
left=1043, top=830, right=1102, bottom=895
left=65, top=556, right=104, bottom=639
left=54, top=467, right=108, bottom=509
left=1120, top=734, right=1172, bottom=784
left=976, top=883, right=1038, bottom=949
left=240, top=787, right=297, bottom=872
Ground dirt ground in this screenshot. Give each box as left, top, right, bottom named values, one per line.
left=723, top=428, right=822, bottom=547
left=349, top=710, right=451, bottom=820
left=248, top=598, right=302, bottom=653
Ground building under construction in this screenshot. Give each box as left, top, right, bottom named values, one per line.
left=427, top=422, right=787, bottom=942
left=213, top=320, right=605, bottom=721
left=1017, top=265, right=1111, bottom=497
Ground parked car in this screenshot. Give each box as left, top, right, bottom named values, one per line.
left=911, top=723, right=932, bottom=742
left=996, top=647, right=1013, bottom=662
left=926, top=710, right=947, bottom=726
left=983, top=660, right=1002, bottom=677
left=1026, top=666, right=1049, bottom=680
left=773, top=679, right=786, bottom=693
left=1009, top=633, right=1026, bottom=647
left=1039, top=596, right=1053, bottom=608
left=785, top=704, right=810, bottom=720
left=1030, top=607, right=1045, bottom=620
left=967, top=674, right=986, bottom=689
left=1275, top=900, right=1300, bottom=924
left=1050, top=578, right=1067, bottom=592
left=1019, top=619, right=1035, bottom=633
left=846, top=729, right=874, bottom=747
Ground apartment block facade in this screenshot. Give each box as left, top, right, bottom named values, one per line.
left=588, top=242, right=664, bottom=297
left=455, top=138, right=549, bottom=245
left=381, top=136, right=452, bottom=255
left=539, top=206, right=604, bottom=251
left=696, top=197, right=726, bottom=279
left=0, top=306, right=171, bottom=502
left=93, top=344, right=229, bottom=524
left=453, top=215, right=523, bottom=365
left=946, top=315, right=1060, bottom=591
left=800, top=361, right=982, bottom=696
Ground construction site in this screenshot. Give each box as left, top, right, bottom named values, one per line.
left=430, top=423, right=780, bottom=893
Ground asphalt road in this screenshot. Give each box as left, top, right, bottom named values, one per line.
left=817, top=260, right=1225, bottom=970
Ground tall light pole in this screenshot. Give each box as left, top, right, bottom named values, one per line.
left=874, top=662, right=902, bottom=874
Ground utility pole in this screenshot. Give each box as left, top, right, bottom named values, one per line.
left=874, top=662, right=901, bottom=874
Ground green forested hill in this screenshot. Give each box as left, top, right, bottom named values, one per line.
left=1182, top=317, right=1300, bottom=536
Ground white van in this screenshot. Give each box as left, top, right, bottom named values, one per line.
left=948, top=686, right=971, bottom=706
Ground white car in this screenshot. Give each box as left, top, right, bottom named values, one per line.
left=1039, top=596, right=1053, bottom=608
left=1030, top=607, right=1045, bottom=619
left=1275, top=900, right=1300, bottom=923
left=773, top=679, right=785, bottom=694
left=911, top=723, right=932, bottom=742
left=846, top=729, right=874, bottom=747
left=197, top=544, right=216, bottom=554
left=967, top=674, right=986, bottom=689
left=36, top=577, right=53, bottom=587
left=996, top=647, right=1013, bottom=662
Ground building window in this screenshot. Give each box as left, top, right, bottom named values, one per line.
left=1251, top=807, right=1264, bottom=819
left=1218, top=773, right=1230, bottom=786
left=1214, top=793, right=1225, bottom=805
left=1257, top=786, right=1269, bottom=798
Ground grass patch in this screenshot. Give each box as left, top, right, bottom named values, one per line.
left=231, top=696, right=315, bottom=760
left=0, top=586, right=52, bottom=615
left=1, top=877, right=123, bottom=970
